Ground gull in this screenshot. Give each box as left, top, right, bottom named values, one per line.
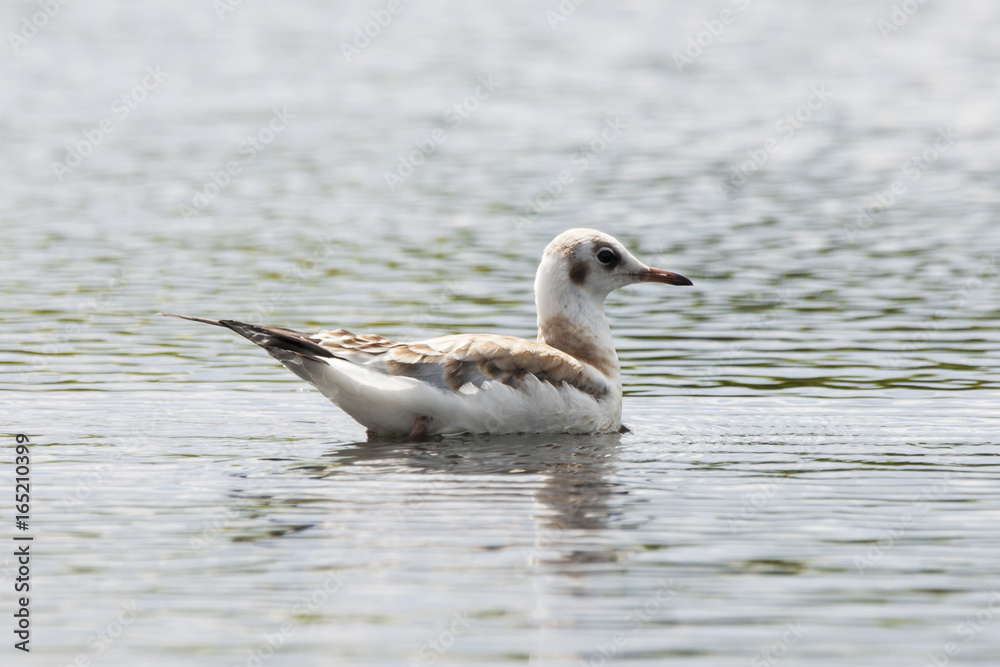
left=160, top=228, right=692, bottom=438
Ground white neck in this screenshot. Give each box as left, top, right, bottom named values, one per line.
left=534, top=258, right=620, bottom=380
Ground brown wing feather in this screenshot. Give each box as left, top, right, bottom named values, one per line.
left=312, top=330, right=609, bottom=398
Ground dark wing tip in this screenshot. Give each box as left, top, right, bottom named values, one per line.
left=218, top=319, right=335, bottom=361
left=158, top=312, right=226, bottom=327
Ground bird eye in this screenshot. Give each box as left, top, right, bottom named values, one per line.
left=596, top=248, right=617, bottom=265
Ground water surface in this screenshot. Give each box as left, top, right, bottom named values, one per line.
left=2, top=0, right=999, bottom=665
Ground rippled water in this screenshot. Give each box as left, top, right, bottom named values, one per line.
left=2, top=0, right=1000, bottom=665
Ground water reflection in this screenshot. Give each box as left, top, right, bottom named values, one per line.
left=327, top=433, right=624, bottom=563
left=319, top=432, right=633, bottom=666
left=216, top=431, right=634, bottom=664
left=238, top=433, right=626, bottom=563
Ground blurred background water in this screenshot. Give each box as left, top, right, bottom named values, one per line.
left=1, top=0, right=999, bottom=665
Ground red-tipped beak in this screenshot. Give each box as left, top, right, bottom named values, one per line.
left=639, top=267, right=693, bottom=286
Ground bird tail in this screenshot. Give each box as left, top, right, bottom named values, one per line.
left=157, top=313, right=335, bottom=363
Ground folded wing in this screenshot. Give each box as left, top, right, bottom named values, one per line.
left=313, top=330, right=611, bottom=399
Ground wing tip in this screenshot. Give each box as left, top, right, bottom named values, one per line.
left=218, top=320, right=336, bottom=361
left=157, top=312, right=225, bottom=327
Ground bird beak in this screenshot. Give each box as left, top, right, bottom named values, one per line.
left=639, top=267, right=693, bottom=286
